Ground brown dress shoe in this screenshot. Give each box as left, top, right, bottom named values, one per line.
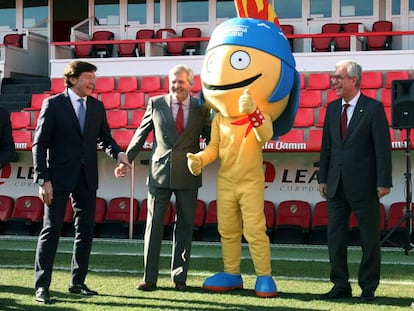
left=136, top=281, right=157, bottom=291
left=175, top=282, right=187, bottom=291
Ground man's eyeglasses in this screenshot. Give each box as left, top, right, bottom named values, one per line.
left=330, top=75, right=350, bottom=82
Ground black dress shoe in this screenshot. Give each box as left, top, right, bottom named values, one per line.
left=35, top=287, right=51, bottom=304
left=68, top=284, right=98, bottom=295
left=174, top=282, right=187, bottom=291
left=136, top=281, right=157, bottom=291
left=319, top=286, right=352, bottom=299
left=360, top=290, right=375, bottom=302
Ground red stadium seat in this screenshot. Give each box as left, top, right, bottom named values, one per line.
left=3, top=33, right=23, bottom=48
left=106, top=110, right=128, bottom=129
left=312, top=23, right=341, bottom=52
left=385, top=71, right=409, bottom=88
left=202, top=200, right=220, bottom=242
left=99, top=197, right=139, bottom=238
left=293, top=108, right=314, bottom=127
left=361, top=89, right=377, bottom=99
left=191, top=75, right=202, bottom=93
left=73, top=43, right=94, bottom=58
left=111, top=129, right=135, bottom=149
left=192, top=199, right=207, bottom=240
left=380, top=88, right=392, bottom=107
left=325, top=89, right=339, bottom=105
left=264, top=200, right=276, bottom=241
left=3, top=195, right=44, bottom=235
left=10, top=111, right=31, bottom=129
left=333, top=22, right=361, bottom=51
left=166, top=39, right=185, bottom=56
left=92, top=30, right=115, bottom=57
left=273, top=200, right=312, bottom=244
left=25, top=93, right=50, bottom=111
left=315, top=107, right=327, bottom=127
left=45, top=77, right=65, bottom=94
left=117, top=76, right=138, bottom=93
left=140, top=76, right=161, bottom=92
left=360, top=71, right=383, bottom=89
left=366, top=20, right=392, bottom=51
left=299, top=90, right=323, bottom=108
left=101, top=92, right=121, bottom=109
left=308, top=129, right=323, bottom=150
left=118, top=41, right=137, bottom=57
left=122, top=92, right=146, bottom=110
left=136, top=29, right=155, bottom=56
left=181, top=27, right=202, bottom=54
left=127, top=109, right=145, bottom=128
left=12, top=130, right=32, bottom=146
left=94, top=197, right=107, bottom=237
left=0, top=195, right=14, bottom=222
left=280, top=24, right=294, bottom=50
left=94, top=77, right=115, bottom=93
left=299, top=73, right=305, bottom=89
left=155, top=28, right=176, bottom=39
left=306, top=73, right=331, bottom=90
left=309, top=201, right=328, bottom=244
left=278, top=129, right=304, bottom=142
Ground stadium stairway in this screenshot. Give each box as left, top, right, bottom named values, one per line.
left=0, top=77, right=51, bottom=112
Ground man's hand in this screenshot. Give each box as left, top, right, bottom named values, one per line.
left=318, top=183, right=327, bottom=199
left=114, top=163, right=129, bottom=178
left=239, top=89, right=257, bottom=114
left=39, top=181, right=53, bottom=205
left=187, top=153, right=202, bottom=176
left=117, top=152, right=131, bottom=167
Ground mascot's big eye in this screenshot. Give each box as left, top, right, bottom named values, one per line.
left=230, top=51, right=250, bottom=70
left=206, top=52, right=218, bottom=73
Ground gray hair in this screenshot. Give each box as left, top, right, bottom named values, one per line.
left=335, top=60, right=362, bottom=88
left=169, top=64, right=194, bottom=85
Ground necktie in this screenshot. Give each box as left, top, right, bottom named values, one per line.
left=77, top=98, right=86, bottom=134
left=340, top=103, right=350, bottom=139
left=175, top=102, right=184, bottom=134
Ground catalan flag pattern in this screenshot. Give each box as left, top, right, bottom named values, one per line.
left=234, top=0, right=280, bottom=26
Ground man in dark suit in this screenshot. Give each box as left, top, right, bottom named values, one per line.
left=0, top=106, right=15, bottom=169
left=318, top=60, right=392, bottom=302
left=115, top=64, right=210, bottom=291
left=33, top=61, right=129, bottom=304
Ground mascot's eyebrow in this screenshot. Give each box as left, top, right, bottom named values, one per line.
left=203, top=73, right=262, bottom=90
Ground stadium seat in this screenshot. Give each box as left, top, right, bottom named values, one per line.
left=385, top=71, right=409, bottom=88
left=3, top=195, right=43, bottom=235
left=325, top=89, right=339, bottom=105
left=298, top=90, right=323, bottom=108
left=136, top=29, right=155, bottom=56
left=309, top=201, right=328, bottom=244
left=73, top=43, right=94, bottom=58
left=333, top=22, right=361, bottom=51
left=106, top=110, right=128, bottom=129
left=12, top=130, right=32, bottom=147
left=101, top=92, right=121, bottom=109
left=280, top=24, right=294, bottom=50
left=117, top=76, right=138, bottom=93
left=99, top=197, right=139, bottom=239
left=10, top=111, right=31, bottom=129
left=366, top=20, right=393, bottom=51
left=45, top=77, right=65, bottom=94
left=314, top=107, right=327, bottom=127
left=92, top=30, right=115, bottom=57
left=117, top=41, right=137, bottom=57
left=111, top=129, right=135, bottom=149
left=133, top=198, right=173, bottom=240
left=299, top=73, right=305, bottom=89
left=181, top=27, right=202, bottom=55
left=307, top=129, right=323, bottom=150
left=94, top=77, right=116, bottom=93
left=3, top=33, right=23, bottom=48
left=384, top=106, right=392, bottom=125
left=166, top=38, right=185, bottom=56
left=277, top=129, right=304, bottom=142
left=293, top=108, right=314, bottom=127
left=122, top=92, right=146, bottom=110
left=192, top=199, right=207, bottom=241
left=191, top=75, right=202, bottom=93
left=25, top=93, right=50, bottom=111
left=0, top=195, right=14, bottom=233
left=384, top=202, right=414, bottom=246
left=361, top=89, right=377, bottom=99
left=202, top=200, right=220, bottom=242
left=264, top=200, right=276, bottom=241
left=306, top=73, right=331, bottom=90
left=360, top=71, right=383, bottom=89
left=139, top=76, right=162, bottom=92
left=312, top=23, right=342, bottom=52
left=156, top=28, right=176, bottom=39
left=127, top=109, right=145, bottom=128
left=94, top=197, right=107, bottom=237
left=273, top=200, right=312, bottom=244
left=380, top=88, right=392, bottom=107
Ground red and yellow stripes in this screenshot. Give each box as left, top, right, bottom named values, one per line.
left=234, top=0, right=280, bottom=26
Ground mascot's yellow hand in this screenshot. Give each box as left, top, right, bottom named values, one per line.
left=186, top=152, right=202, bottom=176
left=239, top=89, right=257, bottom=115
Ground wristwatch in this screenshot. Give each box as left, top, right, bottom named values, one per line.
left=38, top=179, right=46, bottom=186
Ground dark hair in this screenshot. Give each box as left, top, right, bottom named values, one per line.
left=63, top=61, right=97, bottom=88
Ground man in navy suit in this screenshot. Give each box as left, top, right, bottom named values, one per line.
left=33, top=61, right=129, bottom=304
left=115, top=64, right=210, bottom=291
left=0, top=106, right=15, bottom=169
left=318, top=60, right=392, bottom=302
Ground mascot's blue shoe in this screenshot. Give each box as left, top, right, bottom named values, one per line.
left=255, top=276, right=278, bottom=298
left=203, top=272, right=243, bottom=292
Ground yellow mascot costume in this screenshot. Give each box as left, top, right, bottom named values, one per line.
left=187, top=0, right=300, bottom=297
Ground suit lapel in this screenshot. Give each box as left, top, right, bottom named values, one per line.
left=345, top=95, right=366, bottom=139
left=63, top=90, right=83, bottom=135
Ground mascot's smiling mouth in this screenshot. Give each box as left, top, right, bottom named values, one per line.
left=203, top=73, right=262, bottom=91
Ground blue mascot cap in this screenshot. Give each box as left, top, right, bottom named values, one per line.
left=206, top=17, right=300, bottom=138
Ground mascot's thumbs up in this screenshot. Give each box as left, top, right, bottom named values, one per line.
left=186, top=152, right=203, bottom=176
left=239, top=89, right=256, bottom=114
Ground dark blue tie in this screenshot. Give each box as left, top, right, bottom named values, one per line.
left=77, top=98, right=86, bottom=134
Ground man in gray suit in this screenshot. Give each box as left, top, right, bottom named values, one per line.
left=318, top=60, right=392, bottom=302
left=115, top=64, right=210, bottom=291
